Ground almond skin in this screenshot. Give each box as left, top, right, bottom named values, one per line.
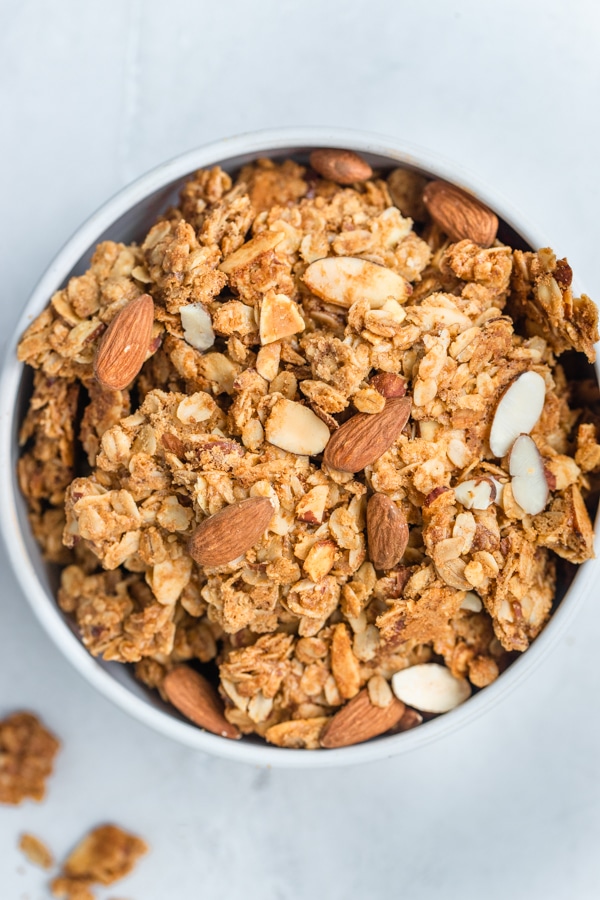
left=367, top=493, right=409, bottom=570
left=93, top=294, right=155, bottom=390
left=164, top=665, right=240, bottom=739
left=370, top=372, right=407, bottom=399
left=309, top=149, right=373, bottom=185
left=323, top=396, right=412, bottom=473
left=422, top=180, right=498, bottom=248
left=188, top=497, right=274, bottom=567
left=320, top=688, right=405, bottom=748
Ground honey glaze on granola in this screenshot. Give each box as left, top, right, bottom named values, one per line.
left=16, top=152, right=600, bottom=748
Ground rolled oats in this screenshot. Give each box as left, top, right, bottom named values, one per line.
left=17, top=151, right=600, bottom=748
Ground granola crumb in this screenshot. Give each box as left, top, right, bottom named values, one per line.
left=18, top=833, right=54, bottom=869
left=51, top=824, right=148, bottom=899
left=0, top=712, right=60, bottom=805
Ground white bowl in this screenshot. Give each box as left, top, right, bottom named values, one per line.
left=1, top=127, right=598, bottom=768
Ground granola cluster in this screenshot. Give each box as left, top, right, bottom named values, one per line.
left=0, top=712, right=60, bottom=804
left=17, top=153, right=600, bottom=748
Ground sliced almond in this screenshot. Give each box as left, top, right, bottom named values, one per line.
left=163, top=665, right=240, bottom=739
left=219, top=230, right=284, bottom=274
left=367, top=493, right=409, bottom=570
left=454, top=477, right=496, bottom=510
left=460, top=591, right=483, bottom=613
left=180, top=302, right=215, bottom=351
left=489, top=371, right=546, bottom=458
left=295, top=485, right=329, bottom=524
left=265, top=398, right=330, bottom=456
left=309, top=149, right=373, bottom=185
left=320, top=688, right=406, bottom=748
left=323, top=397, right=411, bottom=473
left=188, top=497, right=274, bottom=567
left=370, top=372, right=407, bottom=399
left=508, top=434, right=549, bottom=515
left=303, top=257, right=410, bottom=308
left=259, top=292, right=305, bottom=345
left=93, top=294, right=154, bottom=390
left=391, top=663, right=471, bottom=713
left=303, top=539, right=337, bottom=581
left=422, top=180, right=498, bottom=247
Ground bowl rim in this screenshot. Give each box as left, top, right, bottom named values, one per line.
left=1, top=126, right=598, bottom=768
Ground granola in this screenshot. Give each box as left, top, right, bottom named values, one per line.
left=51, top=824, right=147, bottom=899
left=0, top=712, right=60, bottom=804
left=17, top=150, right=600, bottom=748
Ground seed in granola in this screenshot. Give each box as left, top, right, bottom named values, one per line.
left=489, top=370, right=546, bottom=458
left=188, top=497, right=274, bottom=567
left=93, top=294, right=154, bottom=390
left=460, top=591, right=483, bottom=612
left=370, top=372, right=407, bottom=399
left=303, top=256, right=410, bottom=308
left=323, top=396, right=411, bottom=473
left=180, top=302, right=215, bottom=351
left=320, top=688, right=405, bottom=748
left=423, top=180, right=498, bottom=247
left=508, top=434, right=549, bottom=515
left=454, top=477, right=497, bottom=510
left=391, top=663, right=471, bottom=713
left=259, top=292, right=305, bottom=344
left=367, top=493, right=409, bottom=570
left=265, top=397, right=330, bottom=456
left=164, top=665, right=240, bottom=739
left=309, top=149, right=373, bottom=185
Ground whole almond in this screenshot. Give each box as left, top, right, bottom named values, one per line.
left=320, top=688, right=405, bottom=748
left=164, top=665, right=240, bottom=739
left=370, top=372, right=407, bottom=399
left=309, top=149, right=373, bottom=185
left=422, top=180, right=498, bottom=248
left=323, top=396, right=411, bottom=473
left=94, top=294, right=154, bottom=390
left=367, top=493, right=409, bottom=570
left=188, top=497, right=274, bottom=567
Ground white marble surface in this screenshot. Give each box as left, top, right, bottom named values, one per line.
left=2, top=0, right=600, bottom=897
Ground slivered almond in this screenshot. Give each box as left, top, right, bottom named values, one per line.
left=93, top=294, right=154, bottom=390
left=489, top=370, right=546, bottom=458
left=367, top=493, right=409, bottom=570
left=309, top=149, right=373, bottom=185
left=423, top=180, right=498, bottom=247
left=370, top=372, right=407, bottom=399
left=188, top=497, right=274, bottom=567
left=320, top=688, right=405, bottom=748
left=303, top=256, right=410, bottom=308
left=323, top=396, right=411, bottom=473
left=164, top=665, right=240, bottom=739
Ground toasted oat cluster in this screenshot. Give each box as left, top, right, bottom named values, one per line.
left=0, top=712, right=60, bottom=804
left=50, top=824, right=148, bottom=900
left=17, top=150, right=600, bottom=748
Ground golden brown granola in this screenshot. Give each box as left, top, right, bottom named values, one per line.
left=17, top=153, right=600, bottom=748
left=0, top=712, right=60, bottom=804
left=18, top=832, right=54, bottom=869
left=51, top=824, right=147, bottom=899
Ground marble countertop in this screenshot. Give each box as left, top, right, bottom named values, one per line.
left=2, top=0, right=600, bottom=897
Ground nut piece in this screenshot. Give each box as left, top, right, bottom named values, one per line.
left=489, top=370, right=546, bottom=458
left=508, top=434, right=549, bottom=515
left=391, top=663, right=471, bottom=713
left=367, top=493, right=409, bottom=570
left=180, top=302, right=215, bottom=351
left=454, top=477, right=496, bottom=510
left=188, top=497, right=274, bottom=567
left=265, top=398, right=330, bottom=456
left=93, top=294, right=154, bottom=390
left=164, top=665, right=240, bottom=739
left=371, top=372, right=407, bottom=399
left=423, top=180, right=498, bottom=247
left=324, top=396, right=411, bottom=473
left=296, top=484, right=329, bottom=524
left=303, top=256, right=410, bottom=308
left=309, top=149, right=373, bottom=185
left=219, top=230, right=284, bottom=273
left=259, top=292, right=304, bottom=345
left=387, top=168, right=429, bottom=222
left=320, top=688, right=405, bottom=748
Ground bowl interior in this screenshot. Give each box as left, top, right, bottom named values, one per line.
left=8, top=134, right=600, bottom=766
